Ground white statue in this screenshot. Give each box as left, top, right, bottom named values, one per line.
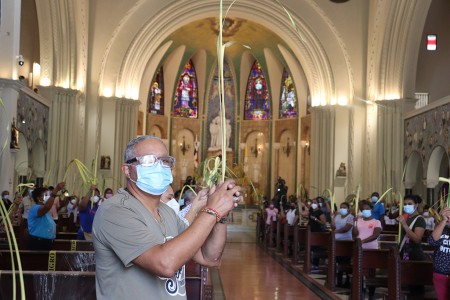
left=209, top=115, right=232, bottom=150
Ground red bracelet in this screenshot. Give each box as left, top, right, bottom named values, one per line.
left=201, top=207, right=222, bottom=223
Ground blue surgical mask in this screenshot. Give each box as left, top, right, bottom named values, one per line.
left=2, top=195, right=9, bottom=200
left=404, top=204, right=415, bottom=215
left=311, top=203, right=318, bottom=210
left=339, top=208, right=348, bottom=216
left=131, top=163, right=173, bottom=195
left=423, top=212, right=429, bottom=217
left=362, top=209, right=371, bottom=218
left=179, top=198, right=185, bottom=206
left=371, top=196, right=378, bottom=203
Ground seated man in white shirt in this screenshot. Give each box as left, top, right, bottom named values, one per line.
left=178, top=189, right=207, bottom=226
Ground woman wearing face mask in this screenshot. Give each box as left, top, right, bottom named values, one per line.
left=398, top=195, right=426, bottom=261
left=307, top=198, right=326, bottom=271
left=331, top=202, right=354, bottom=241
left=428, top=207, right=450, bottom=300
left=77, top=185, right=101, bottom=241
left=422, top=205, right=435, bottom=231
left=27, top=183, right=65, bottom=250
left=331, top=202, right=354, bottom=287
left=352, top=200, right=381, bottom=249
left=104, top=188, right=114, bottom=200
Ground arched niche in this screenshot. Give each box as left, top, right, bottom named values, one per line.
left=15, top=132, right=29, bottom=178
left=244, top=131, right=268, bottom=193
left=427, top=146, right=449, bottom=203
left=278, top=130, right=296, bottom=195
left=427, top=146, right=448, bottom=183
left=32, top=139, right=46, bottom=180
left=404, top=151, right=424, bottom=196
left=148, top=125, right=163, bottom=138
left=173, top=129, right=195, bottom=189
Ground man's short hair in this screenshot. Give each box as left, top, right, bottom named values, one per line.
left=183, top=190, right=196, bottom=203
left=124, top=135, right=165, bottom=162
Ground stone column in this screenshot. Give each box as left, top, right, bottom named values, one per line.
left=39, top=86, right=82, bottom=188
left=0, top=0, right=21, bottom=79
left=310, top=105, right=351, bottom=198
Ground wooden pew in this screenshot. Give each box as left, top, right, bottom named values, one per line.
left=265, top=219, right=276, bottom=248
left=0, top=254, right=209, bottom=300
left=326, top=234, right=354, bottom=291
left=51, top=239, right=94, bottom=251
left=0, top=271, right=96, bottom=300
left=0, top=250, right=96, bottom=271
left=386, top=247, right=434, bottom=300
left=292, top=225, right=306, bottom=264
left=283, top=223, right=295, bottom=257
left=351, top=238, right=394, bottom=300
left=303, top=228, right=330, bottom=273
left=382, top=224, right=398, bottom=233
left=256, top=212, right=264, bottom=243
left=185, top=260, right=209, bottom=300
left=276, top=219, right=285, bottom=252
left=56, top=232, right=78, bottom=240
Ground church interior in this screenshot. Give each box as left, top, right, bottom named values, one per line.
left=1, top=0, right=450, bottom=299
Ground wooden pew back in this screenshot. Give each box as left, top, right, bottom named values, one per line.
left=0, top=271, right=96, bottom=300
left=303, top=228, right=330, bottom=273
left=292, top=226, right=307, bottom=264
left=0, top=250, right=96, bottom=271
left=326, top=234, right=354, bottom=291
left=351, top=239, right=394, bottom=300
left=51, top=239, right=94, bottom=251
left=387, top=246, right=434, bottom=300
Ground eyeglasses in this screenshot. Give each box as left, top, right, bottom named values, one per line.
left=126, top=154, right=176, bottom=168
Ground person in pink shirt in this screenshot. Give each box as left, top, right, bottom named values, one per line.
left=353, top=200, right=381, bottom=249
left=46, top=186, right=61, bottom=221
left=265, top=201, right=279, bottom=234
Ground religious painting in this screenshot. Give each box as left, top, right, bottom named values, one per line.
left=148, top=66, right=164, bottom=115
left=279, top=68, right=297, bottom=118
left=100, top=155, right=111, bottom=170
left=244, top=61, right=271, bottom=120
left=206, top=60, right=236, bottom=154
left=173, top=60, right=198, bottom=118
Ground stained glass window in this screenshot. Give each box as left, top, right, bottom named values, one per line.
left=244, top=61, right=270, bottom=120
left=173, top=60, right=198, bottom=118
left=279, top=68, right=297, bottom=118
left=148, top=66, right=164, bottom=115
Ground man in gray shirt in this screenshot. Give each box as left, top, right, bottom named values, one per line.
left=93, top=136, right=239, bottom=299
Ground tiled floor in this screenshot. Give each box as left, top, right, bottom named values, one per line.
left=218, top=226, right=336, bottom=300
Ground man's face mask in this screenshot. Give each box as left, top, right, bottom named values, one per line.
left=127, top=155, right=174, bottom=195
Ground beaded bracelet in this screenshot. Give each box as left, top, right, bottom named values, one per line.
left=201, top=207, right=221, bottom=223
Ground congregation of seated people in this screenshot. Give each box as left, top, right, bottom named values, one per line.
left=260, top=186, right=449, bottom=300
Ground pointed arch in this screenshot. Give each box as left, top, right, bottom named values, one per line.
left=148, top=66, right=164, bottom=115
left=173, top=59, right=198, bottom=118
left=279, top=68, right=297, bottom=119
left=244, top=61, right=270, bottom=120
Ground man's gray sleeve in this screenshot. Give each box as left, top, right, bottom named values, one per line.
left=95, top=205, right=160, bottom=267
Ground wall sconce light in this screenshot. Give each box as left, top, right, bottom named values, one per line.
left=250, top=138, right=261, bottom=158
left=300, top=140, right=310, bottom=154
left=282, top=138, right=292, bottom=157
left=179, top=136, right=190, bottom=155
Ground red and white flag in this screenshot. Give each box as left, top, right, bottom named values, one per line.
left=193, top=136, right=199, bottom=169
